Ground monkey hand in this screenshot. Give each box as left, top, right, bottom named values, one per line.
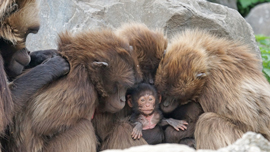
left=131, top=122, right=143, bottom=140
left=166, top=118, right=188, bottom=131
left=26, top=49, right=58, bottom=69
left=42, top=55, right=70, bottom=78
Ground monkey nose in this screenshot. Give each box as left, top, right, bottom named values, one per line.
left=120, top=96, right=126, bottom=102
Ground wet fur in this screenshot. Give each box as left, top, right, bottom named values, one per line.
left=155, top=29, right=270, bottom=149
left=9, top=29, right=141, bottom=152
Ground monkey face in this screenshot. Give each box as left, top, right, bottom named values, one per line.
left=137, top=92, right=156, bottom=115
left=155, top=34, right=208, bottom=113
left=0, top=39, right=31, bottom=80
left=159, top=96, right=179, bottom=113
left=7, top=48, right=30, bottom=77
left=102, top=86, right=127, bottom=113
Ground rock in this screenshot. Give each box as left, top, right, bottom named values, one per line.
left=207, top=0, right=238, bottom=10
left=102, top=144, right=197, bottom=152
left=245, top=3, right=270, bottom=37
left=102, top=132, right=270, bottom=152
left=26, top=0, right=260, bottom=62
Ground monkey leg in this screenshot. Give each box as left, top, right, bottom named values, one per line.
left=164, top=121, right=195, bottom=143
left=195, top=112, right=244, bottom=150
left=44, top=119, right=97, bottom=152
left=100, top=119, right=147, bottom=150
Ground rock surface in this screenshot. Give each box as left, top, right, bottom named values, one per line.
left=102, top=132, right=270, bottom=152
left=245, top=2, right=270, bottom=37
left=26, top=0, right=260, bottom=61
left=207, top=0, right=238, bottom=10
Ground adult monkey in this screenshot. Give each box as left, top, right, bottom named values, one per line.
left=9, top=29, right=142, bottom=152
left=155, top=28, right=270, bottom=150
left=0, top=0, right=69, bottom=150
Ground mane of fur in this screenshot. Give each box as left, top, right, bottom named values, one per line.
left=156, top=28, right=270, bottom=137
left=0, top=56, right=13, bottom=132
left=156, top=29, right=260, bottom=98
left=0, top=0, right=15, bottom=21
left=58, top=29, right=142, bottom=97
left=116, top=22, right=167, bottom=75
left=0, top=0, right=39, bottom=49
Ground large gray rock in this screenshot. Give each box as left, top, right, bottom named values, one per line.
left=207, top=0, right=238, bottom=10
left=26, top=0, right=260, bottom=61
left=102, top=132, right=270, bottom=152
left=245, top=3, right=270, bottom=37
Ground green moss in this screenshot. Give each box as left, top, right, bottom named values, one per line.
left=237, top=0, right=270, bottom=17
left=255, top=35, right=270, bottom=83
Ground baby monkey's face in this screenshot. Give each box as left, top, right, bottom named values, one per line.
left=138, top=92, right=156, bottom=115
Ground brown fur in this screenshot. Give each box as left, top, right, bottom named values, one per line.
left=0, top=0, right=39, bottom=151
left=99, top=118, right=148, bottom=150
left=0, top=0, right=15, bottom=21
left=92, top=108, right=148, bottom=151
left=0, top=56, right=12, bottom=134
left=92, top=23, right=167, bottom=150
left=116, top=22, right=167, bottom=84
left=9, top=29, right=142, bottom=152
left=0, top=0, right=39, bottom=49
left=155, top=28, right=270, bottom=149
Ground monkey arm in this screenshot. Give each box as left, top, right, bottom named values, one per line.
left=131, top=122, right=143, bottom=140
left=160, top=118, right=188, bottom=131
left=9, top=56, right=70, bottom=112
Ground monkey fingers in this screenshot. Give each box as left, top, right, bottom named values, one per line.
left=131, top=128, right=142, bottom=139
left=166, top=118, right=188, bottom=131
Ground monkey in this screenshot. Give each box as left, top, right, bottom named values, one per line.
left=92, top=23, right=168, bottom=151
left=161, top=101, right=203, bottom=148
left=0, top=0, right=69, bottom=151
left=127, top=83, right=188, bottom=145
left=115, top=22, right=167, bottom=85
left=155, top=28, right=270, bottom=150
left=8, top=29, right=142, bottom=152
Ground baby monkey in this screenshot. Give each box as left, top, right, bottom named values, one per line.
left=127, top=83, right=188, bottom=144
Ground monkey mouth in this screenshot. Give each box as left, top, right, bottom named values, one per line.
left=161, top=98, right=179, bottom=113
left=141, top=109, right=154, bottom=112
left=163, top=100, right=172, bottom=107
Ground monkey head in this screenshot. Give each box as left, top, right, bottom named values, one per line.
left=58, top=30, right=142, bottom=113
left=127, top=83, right=159, bottom=116
left=155, top=31, right=208, bottom=113
left=115, top=23, right=167, bottom=85
left=0, top=0, right=40, bottom=80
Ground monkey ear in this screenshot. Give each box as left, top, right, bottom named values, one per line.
left=92, top=61, right=108, bottom=68
left=163, top=50, right=167, bottom=57
left=127, top=95, right=133, bottom=107
left=158, top=92, right=162, bottom=103
left=196, top=72, right=206, bottom=78
left=158, top=94, right=162, bottom=103
left=129, top=45, right=133, bottom=51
